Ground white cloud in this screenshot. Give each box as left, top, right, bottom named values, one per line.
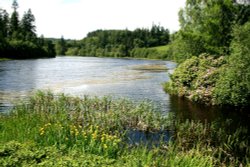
left=0, top=0, right=186, bottom=39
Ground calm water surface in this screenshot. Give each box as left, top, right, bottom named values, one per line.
left=0, top=56, right=176, bottom=113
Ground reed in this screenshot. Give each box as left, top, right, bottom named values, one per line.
left=0, top=91, right=249, bottom=166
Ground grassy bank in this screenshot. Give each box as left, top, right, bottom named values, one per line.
left=0, top=92, right=249, bottom=166
left=130, top=45, right=170, bottom=60
left=0, top=58, right=11, bottom=61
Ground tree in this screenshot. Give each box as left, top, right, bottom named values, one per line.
left=213, top=21, right=250, bottom=106
left=0, top=0, right=56, bottom=59
left=177, top=0, right=236, bottom=56
left=9, top=0, right=20, bottom=37
left=20, top=9, right=36, bottom=40
left=0, top=9, right=9, bottom=38
left=56, top=36, right=67, bottom=55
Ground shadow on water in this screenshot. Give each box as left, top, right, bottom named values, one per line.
left=169, top=95, right=250, bottom=129
left=131, top=95, right=250, bottom=146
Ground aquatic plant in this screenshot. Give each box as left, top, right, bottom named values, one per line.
left=0, top=91, right=249, bottom=166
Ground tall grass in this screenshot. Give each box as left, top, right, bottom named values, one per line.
left=0, top=91, right=249, bottom=166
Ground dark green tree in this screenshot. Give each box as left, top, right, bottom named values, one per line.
left=0, top=9, right=9, bottom=38
left=56, top=36, right=67, bottom=55
left=20, top=9, right=36, bottom=40
left=9, top=0, right=20, bottom=37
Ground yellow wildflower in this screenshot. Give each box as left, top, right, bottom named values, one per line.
left=75, top=130, right=79, bottom=136
left=103, top=144, right=108, bottom=149
left=92, top=132, right=97, bottom=139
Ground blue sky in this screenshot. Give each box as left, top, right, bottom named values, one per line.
left=0, top=0, right=186, bottom=39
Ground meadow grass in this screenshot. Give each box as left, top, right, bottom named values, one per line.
left=150, top=45, right=169, bottom=52
left=0, top=91, right=249, bottom=166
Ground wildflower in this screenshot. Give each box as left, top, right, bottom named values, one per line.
left=75, top=130, right=79, bottom=136
left=39, top=128, right=45, bottom=135
left=40, top=131, right=44, bottom=135
left=103, top=144, right=108, bottom=149
left=92, top=132, right=97, bottom=139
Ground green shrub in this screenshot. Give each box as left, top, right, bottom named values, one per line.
left=213, top=22, right=250, bottom=106
left=164, top=54, right=225, bottom=104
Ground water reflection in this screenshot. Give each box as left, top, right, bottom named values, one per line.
left=126, top=130, right=172, bottom=146
left=169, top=95, right=250, bottom=129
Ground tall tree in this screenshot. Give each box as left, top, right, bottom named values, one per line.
left=0, top=9, right=9, bottom=38
left=9, top=0, right=20, bottom=37
left=20, top=9, right=36, bottom=40
left=56, top=36, right=67, bottom=55
left=177, top=0, right=236, bottom=56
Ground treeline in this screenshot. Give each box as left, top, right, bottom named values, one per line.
left=165, top=0, right=250, bottom=107
left=166, top=0, right=250, bottom=62
left=0, top=0, right=55, bottom=59
left=56, top=25, right=170, bottom=58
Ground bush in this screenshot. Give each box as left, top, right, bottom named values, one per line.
left=213, top=21, right=250, bottom=106
left=164, top=54, right=225, bottom=104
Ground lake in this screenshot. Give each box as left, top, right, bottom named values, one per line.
left=0, top=56, right=176, bottom=112
left=1, top=56, right=249, bottom=120
left=0, top=56, right=249, bottom=143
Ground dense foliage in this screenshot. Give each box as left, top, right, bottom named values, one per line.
left=0, top=0, right=55, bottom=59
left=165, top=0, right=250, bottom=107
left=0, top=92, right=249, bottom=166
left=56, top=25, right=170, bottom=58
left=164, top=54, right=226, bottom=105
left=213, top=22, right=250, bottom=106
left=166, top=0, right=250, bottom=62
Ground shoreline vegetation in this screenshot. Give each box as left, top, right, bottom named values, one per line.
left=0, top=91, right=249, bottom=166
left=0, top=58, right=11, bottom=61
left=164, top=21, right=250, bottom=108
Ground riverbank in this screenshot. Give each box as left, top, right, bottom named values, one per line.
left=0, top=92, right=249, bottom=166
left=0, top=58, right=11, bottom=61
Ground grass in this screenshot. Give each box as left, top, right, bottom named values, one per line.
left=150, top=45, right=169, bottom=52
left=0, top=91, right=249, bottom=166
left=0, top=58, right=11, bottom=61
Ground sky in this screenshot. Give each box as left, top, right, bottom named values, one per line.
left=0, top=0, right=186, bottom=39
